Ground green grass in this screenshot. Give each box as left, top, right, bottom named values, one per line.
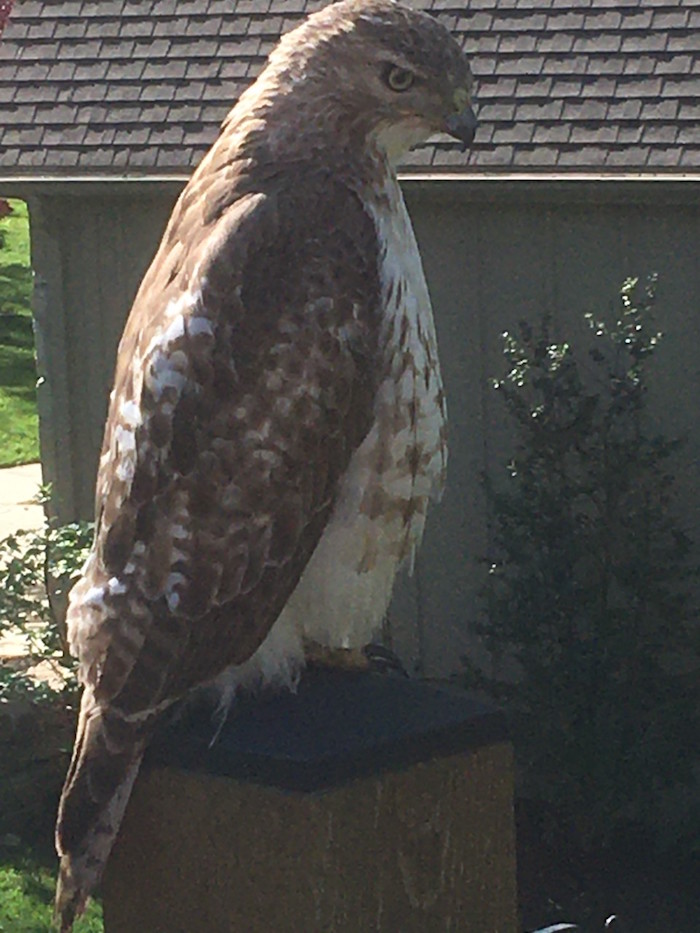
left=0, top=200, right=33, bottom=316
left=0, top=857, right=103, bottom=932
left=0, top=199, right=39, bottom=466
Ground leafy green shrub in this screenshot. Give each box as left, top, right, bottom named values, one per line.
left=0, top=509, right=93, bottom=704
left=467, top=276, right=699, bottom=846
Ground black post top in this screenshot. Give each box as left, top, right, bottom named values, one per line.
left=146, top=670, right=508, bottom=793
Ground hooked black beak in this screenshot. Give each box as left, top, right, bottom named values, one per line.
left=445, top=104, right=478, bottom=152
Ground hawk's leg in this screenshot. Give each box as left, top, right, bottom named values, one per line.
left=303, top=639, right=407, bottom=676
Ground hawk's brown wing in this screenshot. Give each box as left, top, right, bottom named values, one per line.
left=56, top=167, right=383, bottom=930
left=69, top=168, right=383, bottom=715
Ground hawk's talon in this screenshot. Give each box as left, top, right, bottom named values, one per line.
left=362, top=643, right=409, bottom=677
left=303, top=639, right=408, bottom=677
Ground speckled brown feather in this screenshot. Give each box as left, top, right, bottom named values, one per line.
left=101, top=174, right=380, bottom=705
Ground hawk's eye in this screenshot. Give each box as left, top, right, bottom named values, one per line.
left=384, top=65, right=414, bottom=92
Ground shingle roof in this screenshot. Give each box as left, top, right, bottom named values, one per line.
left=1, top=0, right=699, bottom=179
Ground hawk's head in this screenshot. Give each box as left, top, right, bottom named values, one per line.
left=242, top=0, right=476, bottom=164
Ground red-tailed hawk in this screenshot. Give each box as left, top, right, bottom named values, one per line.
left=55, top=1, right=476, bottom=927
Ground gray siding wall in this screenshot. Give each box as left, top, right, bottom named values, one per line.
left=30, top=191, right=177, bottom=520
left=29, top=181, right=700, bottom=676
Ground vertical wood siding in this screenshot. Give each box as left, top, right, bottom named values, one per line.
left=31, top=183, right=700, bottom=676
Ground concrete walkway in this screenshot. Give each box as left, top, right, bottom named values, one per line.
left=0, top=462, right=55, bottom=679
left=0, top=461, right=44, bottom=540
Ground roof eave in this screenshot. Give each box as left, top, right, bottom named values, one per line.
left=400, top=171, right=700, bottom=183
left=2, top=170, right=700, bottom=202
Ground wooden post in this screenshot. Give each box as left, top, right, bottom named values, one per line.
left=103, top=671, right=517, bottom=932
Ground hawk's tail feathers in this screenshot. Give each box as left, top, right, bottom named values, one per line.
left=55, top=689, right=149, bottom=932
